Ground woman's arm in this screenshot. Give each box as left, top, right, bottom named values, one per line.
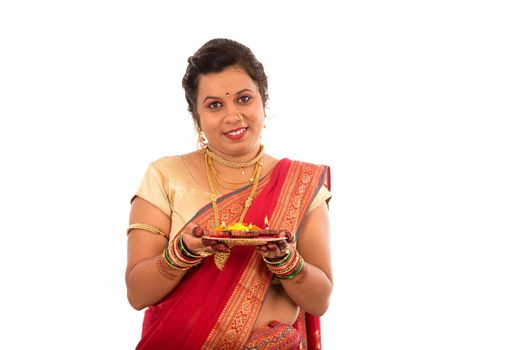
left=125, top=197, right=186, bottom=310
left=279, top=202, right=333, bottom=316
left=125, top=197, right=227, bottom=310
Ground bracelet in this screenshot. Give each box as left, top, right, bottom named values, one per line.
left=264, top=247, right=305, bottom=280
left=178, top=234, right=202, bottom=259
left=163, top=248, right=191, bottom=271
left=165, top=236, right=202, bottom=270
left=263, top=248, right=293, bottom=266
left=169, top=246, right=196, bottom=266
left=269, top=250, right=300, bottom=276
left=174, top=236, right=202, bottom=263
left=169, top=243, right=202, bottom=267
left=127, top=223, right=168, bottom=240
left=277, top=258, right=304, bottom=280
left=157, top=255, right=181, bottom=279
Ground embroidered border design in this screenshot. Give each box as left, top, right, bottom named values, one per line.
left=270, top=162, right=327, bottom=233
left=203, top=256, right=272, bottom=349
left=244, top=321, right=302, bottom=349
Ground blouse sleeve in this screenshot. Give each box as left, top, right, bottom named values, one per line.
left=306, top=185, right=332, bottom=215
left=131, top=163, right=172, bottom=217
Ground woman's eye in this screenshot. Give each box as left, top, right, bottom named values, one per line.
left=209, top=101, right=222, bottom=109
left=237, top=96, right=251, bottom=104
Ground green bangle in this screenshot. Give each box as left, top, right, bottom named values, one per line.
left=263, top=248, right=293, bottom=266
left=163, top=248, right=190, bottom=270
left=178, top=235, right=201, bottom=259
left=163, top=248, right=175, bottom=265
left=277, top=257, right=304, bottom=280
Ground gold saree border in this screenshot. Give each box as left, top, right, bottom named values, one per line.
left=202, top=255, right=272, bottom=350
left=271, top=161, right=327, bottom=234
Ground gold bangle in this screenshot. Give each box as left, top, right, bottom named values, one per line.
left=263, top=247, right=294, bottom=266
left=163, top=249, right=191, bottom=270
left=127, top=223, right=168, bottom=240
left=169, top=241, right=202, bottom=268
left=178, top=234, right=202, bottom=259
left=277, top=257, right=304, bottom=280
left=157, top=256, right=181, bottom=279
left=269, top=253, right=300, bottom=276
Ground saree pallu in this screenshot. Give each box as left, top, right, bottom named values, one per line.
left=136, top=159, right=330, bottom=350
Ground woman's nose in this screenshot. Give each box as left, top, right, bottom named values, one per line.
left=223, top=106, right=241, bottom=123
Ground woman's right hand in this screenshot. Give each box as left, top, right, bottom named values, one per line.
left=182, top=224, right=230, bottom=257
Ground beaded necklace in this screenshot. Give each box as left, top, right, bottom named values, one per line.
left=205, top=145, right=264, bottom=175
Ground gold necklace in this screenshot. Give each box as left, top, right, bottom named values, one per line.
left=213, top=177, right=252, bottom=191
left=204, top=152, right=264, bottom=270
left=205, top=145, right=264, bottom=175
left=208, top=161, right=256, bottom=189
left=205, top=154, right=263, bottom=225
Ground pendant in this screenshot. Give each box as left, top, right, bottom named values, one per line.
left=241, top=167, right=245, bottom=175
left=214, top=252, right=230, bottom=270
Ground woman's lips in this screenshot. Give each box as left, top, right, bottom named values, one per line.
left=224, top=127, right=247, bottom=140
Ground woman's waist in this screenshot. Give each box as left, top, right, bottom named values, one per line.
left=254, top=283, right=299, bottom=328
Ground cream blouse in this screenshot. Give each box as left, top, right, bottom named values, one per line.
left=133, top=156, right=331, bottom=242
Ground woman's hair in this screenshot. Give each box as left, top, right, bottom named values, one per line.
left=182, top=38, right=268, bottom=127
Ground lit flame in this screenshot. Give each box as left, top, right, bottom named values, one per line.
left=264, top=215, right=269, bottom=229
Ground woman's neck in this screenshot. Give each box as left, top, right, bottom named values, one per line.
left=205, top=144, right=264, bottom=169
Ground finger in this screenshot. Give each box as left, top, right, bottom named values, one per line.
left=184, top=223, right=197, bottom=234
left=211, top=243, right=229, bottom=252
left=285, top=230, right=295, bottom=243
left=202, top=238, right=218, bottom=247
left=276, top=241, right=288, bottom=250
left=192, top=226, right=205, bottom=237
left=196, top=247, right=214, bottom=257
left=267, top=243, right=279, bottom=252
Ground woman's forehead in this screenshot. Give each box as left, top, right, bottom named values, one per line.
left=197, top=66, right=256, bottom=95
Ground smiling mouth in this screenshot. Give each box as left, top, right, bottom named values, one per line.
left=224, top=127, right=247, bottom=136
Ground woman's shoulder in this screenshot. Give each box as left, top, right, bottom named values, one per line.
left=145, top=154, right=191, bottom=181
left=148, top=151, right=205, bottom=181
left=149, top=154, right=183, bottom=170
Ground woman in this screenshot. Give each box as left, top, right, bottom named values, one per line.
left=126, top=38, right=332, bottom=350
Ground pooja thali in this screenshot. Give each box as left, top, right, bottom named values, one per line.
left=202, top=223, right=287, bottom=246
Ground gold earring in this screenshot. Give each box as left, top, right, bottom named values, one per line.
left=196, top=128, right=207, bottom=150
left=238, top=112, right=245, bottom=127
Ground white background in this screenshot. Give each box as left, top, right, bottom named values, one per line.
left=1, top=1, right=523, bottom=349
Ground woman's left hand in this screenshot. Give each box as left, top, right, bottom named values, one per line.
left=256, top=230, right=295, bottom=260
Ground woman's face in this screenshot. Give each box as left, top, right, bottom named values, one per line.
left=195, top=65, right=265, bottom=159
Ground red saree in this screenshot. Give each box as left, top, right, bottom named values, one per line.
left=136, top=159, right=330, bottom=350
